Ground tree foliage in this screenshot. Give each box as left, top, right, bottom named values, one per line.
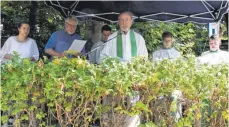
left=1, top=1, right=64, bottom=57
left=1, top=1, right=222, bottom=58
left=132, top=22, right=209, bottom=56
left=1, top=55, right=228, bottom=126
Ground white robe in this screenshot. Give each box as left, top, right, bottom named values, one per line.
left=152, top=47, right=181, bottom=61
left=198, top=50, right=229, bottom=65
left=100, top=30, right=147, bottom=127
left=88, top=41, right=104, bottom=64
left=0, top=36, right=39, bottom=63
left=100, top=30, right=148, bottom=63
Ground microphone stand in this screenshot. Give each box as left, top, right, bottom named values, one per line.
left=82, top=31, right=123, bottom=57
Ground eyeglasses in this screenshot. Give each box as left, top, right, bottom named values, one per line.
left=65, top=22, right=77, bottom=28
left=118, top=18, right=131, bottom=23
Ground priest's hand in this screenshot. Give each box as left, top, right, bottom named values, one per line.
left=30, top=57, right=36, bottom=61
left=58, top=52, right=66, bottom=58
left=4, top=54, right=12, bottom=60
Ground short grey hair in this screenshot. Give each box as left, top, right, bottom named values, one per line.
left=65, top=15, right=78, bottom=25
left=118, top=11, right=134, bottom=19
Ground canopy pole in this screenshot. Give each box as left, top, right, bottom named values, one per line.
left=201, top=0, right=216, bottom=20
left=70, top=1, right=79, bottom=16
left=216, top=0, right=224, bottom=19
left=56, top=1, right=67, bottom=17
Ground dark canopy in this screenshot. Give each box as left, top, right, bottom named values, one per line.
left=45, top=0, right=228, bottom=24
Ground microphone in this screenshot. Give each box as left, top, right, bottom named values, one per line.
left=82, top=31, right=124, bottom=57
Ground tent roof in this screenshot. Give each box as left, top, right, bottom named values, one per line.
left=45, top=1, right=229, bottom=24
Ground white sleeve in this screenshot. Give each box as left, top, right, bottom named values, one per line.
left=32, top=41, right=39, bottom=61
left=224, top=52, right=229, bottom=64
left=138, top=36, right=148, bottom=58
left=88, top=43, right=97, bottom=64
left=0, top=37, right=11, bottom=60
left=99, top=34, right=116, bottom=63
left=96, top=45, right=104, bottom=64
left=99, top=41, right=111, bottom=63
left=89, top=42, right=103, bottom=64
left=152, top=52, right=155, bottom=61
left=175, top=50, right=181, bottom=58
left=152, top=51, right=158, bottom=61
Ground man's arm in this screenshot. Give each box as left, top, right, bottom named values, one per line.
left=4, top=54, right=12, bottom=59
left=45, top=32, right=64, bottom=57
left=152, top=51, right=157, bottom=61
left=138, top=35, right=148, bottom=58
left=45, top=49, right=64, bottom=57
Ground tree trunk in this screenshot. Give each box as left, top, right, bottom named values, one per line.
left=28, top=1, right=38, bottom=37
left=225, top=13, right=228, bottom=34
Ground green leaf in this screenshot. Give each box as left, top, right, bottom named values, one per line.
left=21, top=114, right=29, bottom=120
left=1, top=115, right=8, bottom=124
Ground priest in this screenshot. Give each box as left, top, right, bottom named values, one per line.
left=100, top=11, right=148, bottom=127
left=100, top=11, right=148, bottom=63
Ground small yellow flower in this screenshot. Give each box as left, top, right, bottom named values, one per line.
left=196, top=113, right=201, bottom=119
left=222, top=110, right=229, bottom=120
left=53, top=59, right=60, bottom=65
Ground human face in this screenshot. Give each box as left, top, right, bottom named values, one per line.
left=163, top=37, right=173, bottom=48
left=209, top=39, right=220, bottom=51
left=65, top=19, right=77, bottom=35
left=102, top=30, right=111, bottom=41
left=118, top=13, right=133, bottom=33
left=18, top=24, right=30, bottom=37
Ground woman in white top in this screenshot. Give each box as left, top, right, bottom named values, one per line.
left=1, top=23, right=39, bottom=63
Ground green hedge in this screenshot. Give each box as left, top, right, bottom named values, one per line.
left=1, top=55, right=228, bottom=127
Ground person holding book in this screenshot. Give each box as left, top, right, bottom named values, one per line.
left=45, top=15, right=86, bottom=58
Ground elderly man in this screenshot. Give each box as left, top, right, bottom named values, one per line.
left=45, top=15, right=85, bottom=58
left=152, top=31, right=181, bottom=60
left=89, top=25, right=112, bottom=64
left=100, top=11, right=148, bottom=63
left=100, top=11, right=148, bottom=127
left=198, top=35, right=229, bottom=65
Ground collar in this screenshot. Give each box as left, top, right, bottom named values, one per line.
left=121, top=29, right=131, bottom=35
left=162, top=46, right=172, bottom=50
left=210, top=49, right=219, bottom=53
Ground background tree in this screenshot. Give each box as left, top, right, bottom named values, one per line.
left=1, top=1, right=228, bottom=58
left=1, top=1, right=64, bottom=57
left=28, top=1, right=38, bottom=37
